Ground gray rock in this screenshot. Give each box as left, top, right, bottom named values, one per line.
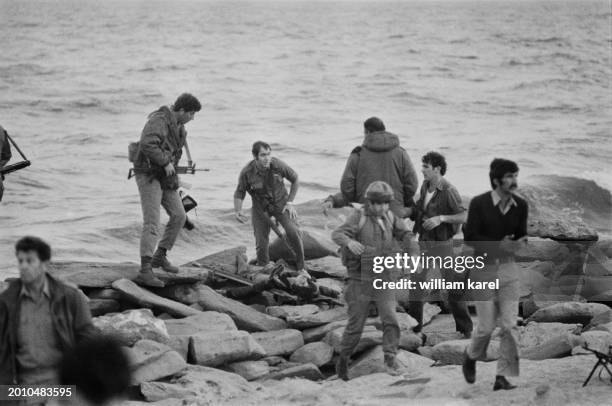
left=88, top=299, right=120, bottom=316
left=522, top=333, right=585, bottom=360
left=164, top=311, right=237, bottom=336
left=431, top=339, right=500, bottom=365
left=289, top=342, right=334, bottom=367
left=579, top=330, right=612, bottom=354
left=527, top=302, right=610, bottom=325
left=266, top=305, right=320, bottom=320
left=519, top=322, right=582, bottom=350
left=226, top=360, right=270, bottom=381
left=261, top=363, right=324, bottom=381
left=324, top=325, right=381, bottom=354
left=189, top=330, right=266, bottom=367
left=286, top=306, right=347, bottom=329
left=127, top=340, right=187, bottom=384
left=93, top=309, right=169, bottom=346
left=348, top=345, right=433, bottom=379
left=251, top=329, right=304, bottom=356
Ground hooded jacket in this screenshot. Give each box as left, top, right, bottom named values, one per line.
left=133, top=106, right=186, bottom=189
left=333, top=131, right=418, bottom=217
left=0, top=274, right=96, bottom=385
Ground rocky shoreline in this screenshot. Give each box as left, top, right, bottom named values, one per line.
left=2, top=199, right=611, bottom=405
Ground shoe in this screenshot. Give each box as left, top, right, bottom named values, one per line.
left=462, top=350, right=476, bottom=384
left=335, top=356, right=349, bottom=381
left=493, top=376, right=517, bottom=391
left=134, top=264, right=165, bottom=288
left=152, top=251, right=179, bottom=273
left=384, top=354, right=401, bottom=376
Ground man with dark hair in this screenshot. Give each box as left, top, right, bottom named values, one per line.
left=407, top=151, right=471, bottom=337
left=0, top=236, right=96, bottom=391
left=322, top=117, right=418, bottom=218
left=462, top=158, right=528, bottom=391
left=58, top=335, right=131, bottom=406
left=234, top=141, right=306, bottom=271
left=0, top=124, right=12, bottom=202
left=131, top=93, right=202, bottom=287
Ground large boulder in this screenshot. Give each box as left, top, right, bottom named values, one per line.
left=112, top=278, right=202, bottom=318
left=269, top=229, right=338, bottom=262
left=324, top=325, right=381, bottom=354
left=161, top=283, right=287, bottom=332
left=251, top=329, right=304, bottom=356
left=261, top=363, right=324, bottom=381
left=286, top=306, right=347, bottom=329
left=431, top=339, right=500, bottom=365
left=348, top=346, right=432, bottom=379
left=164, top=311, right=237, bottom=336
left=519, top=322, right=582, bottom=350
left=527, top=302, right=611, bottom=325
left=226, top=360, right=270, bottom=381
left=289, top=342, right=334, bottom=367
left=522, top=333, right=585, bottom=360
left=188, top=330, right=266, bottom=367
left=93, top=309, right=169, bottom=346
left=88, top=299, right=120, bottom=316
left=126, top=340, right=187, bottom=384
left=266, top=305, right=320, bottom=320
left=139, top=365, right=262, bottom=404
left=580, top=330, right=612, bottom=353
left=516, top=240, right=570, bottom=263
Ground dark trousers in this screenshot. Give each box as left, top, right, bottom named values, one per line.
left=407, top=241, right=473, bottom=334
left=339, top=280, right=399, bottom=358
left=252, top=205, right=305, bottom=270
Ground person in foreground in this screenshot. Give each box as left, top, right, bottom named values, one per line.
left=462, top=158, right=528, bottom=391
left=408, top=151, right=472, bottom=337
left=131, top=93, right=201, bottom=287
left=322, top=117, right=418, bottom=218
left=234, top=141, right=306, bottom=271
left=54, top=335, right=131, bottom=406
left=0, top=237, right=96, bottom=400
left=332, top=181, right=419, bottom=380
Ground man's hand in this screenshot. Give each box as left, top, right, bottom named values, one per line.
left=235, top=211, right=248, bottom=223
left=347, top=240, right=365, bottom=256
left=164, top=163, right=176, bottom=176
left=322, top=200, right=333, bottom=215
left=499, top=235, right=528, bottom=254
left=422, top=215, right=442, bottom=231
left=284, top=202, right=298, bottom=220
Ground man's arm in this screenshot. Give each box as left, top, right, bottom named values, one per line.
left=340, top=151, right=359, bottom=203
left=233, top=168, right=249, bottom=222
left=331, top=210, right=360, bottom=247
left=401, top=151, right=419, bottom=204
left=72, top=289, right=98, bottom=342
left=276, top=159, right=299, bottom=203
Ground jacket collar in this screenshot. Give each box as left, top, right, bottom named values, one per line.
left=1, top=273, right=65, bottom=309
left=423, top=176, right=450, bottom=192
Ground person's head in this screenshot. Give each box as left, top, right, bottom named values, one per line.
left=489, top=158, right=519, bottom=193
left=15, top=236, right=51, bottom=285
left=172, top=93, right=202, bottom=124
left=59, top=335, right=131, bottom=406
left=363, top=117, right=385, bottom=134
left=365, top=181, right=394, bottom=217
left=421, top=151, right=447, bottom=181
left=252, top=141, right=272, bottom=168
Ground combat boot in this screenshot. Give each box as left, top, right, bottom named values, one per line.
left=152, top=249, right=179, bottom=273
left=134, top=263, right=165, bottom=288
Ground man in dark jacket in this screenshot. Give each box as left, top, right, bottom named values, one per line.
left=0, top=237, right=96, bottom=390
left=323, top=117, right=418, bottom=218
left=132, top=93, right=201, bottom=287
left=234, top=141, right=305, bottom=271
left=462, top=158, right=528, bottom=391
left=0, top=124, right=12, bottom=202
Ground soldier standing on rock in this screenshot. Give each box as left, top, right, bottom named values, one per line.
left=234, top=141, right=307, bottom=273
left=462, top=158, right=528, bottom=391
left=130, top=93, right=202, bottom=288
left=332, top=181, right=419, bottom=380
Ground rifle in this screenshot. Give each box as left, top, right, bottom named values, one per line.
left=177, top=139, right=209, bottom=174
left=0, top=134, right=31, bottom=176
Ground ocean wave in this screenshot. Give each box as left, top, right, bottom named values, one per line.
left=0, top=63, right=56, bottom=76
left=511, top=78, right=594, bottom=91
left=389, top=91, right=448, bottom=106
left=533, top=104, right=582, bottom=114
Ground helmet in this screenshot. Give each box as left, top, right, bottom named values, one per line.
left=365, top=181, right=394, bottom=203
